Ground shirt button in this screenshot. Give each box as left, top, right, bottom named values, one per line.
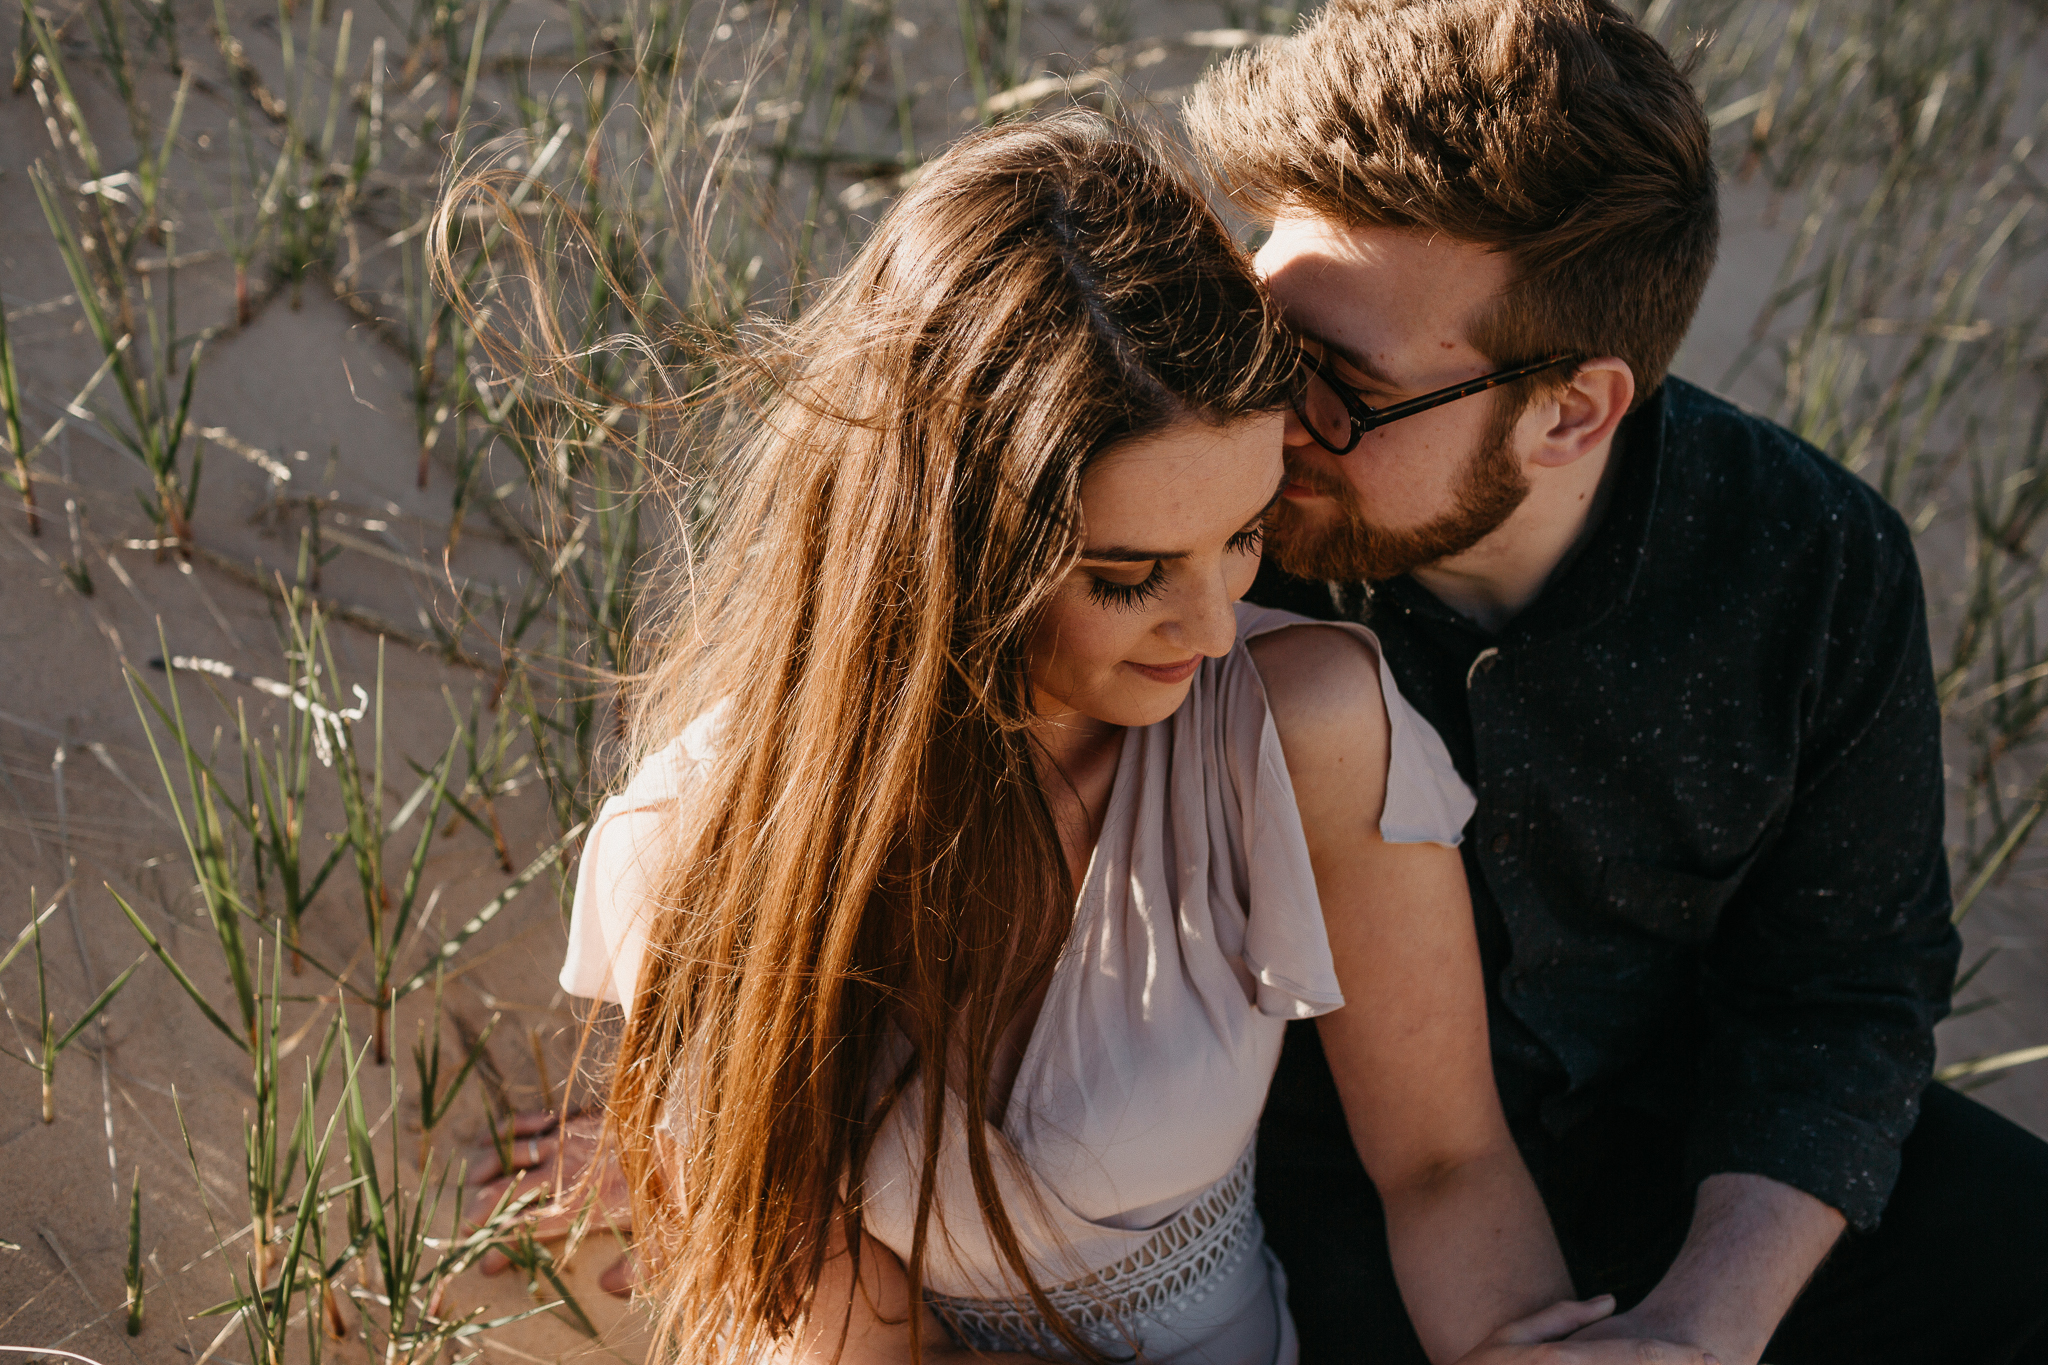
left=1491, top=832, right=1512, bottom=854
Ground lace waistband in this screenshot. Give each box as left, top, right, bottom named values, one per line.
left=925, top=1144, right=1260, bottom=1358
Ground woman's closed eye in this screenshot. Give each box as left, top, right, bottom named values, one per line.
left=1087, top=561, right=1168, bottom=609
left=1085, top=524, right=1265, bottom=610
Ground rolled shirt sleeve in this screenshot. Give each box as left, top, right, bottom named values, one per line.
left=1688, top=508, right=1958, bottom=1228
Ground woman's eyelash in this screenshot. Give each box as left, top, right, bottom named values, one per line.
left=1087, top=527, right=1262, bottom=609
left=1087, top=563, right=1168, bottom=610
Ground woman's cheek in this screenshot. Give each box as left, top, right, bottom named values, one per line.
left=1225, top=549, right=1261, bottom=602
left=1051, top=592, right=1133, bottom=686
left=1028, top=587, right=1126, bottom=705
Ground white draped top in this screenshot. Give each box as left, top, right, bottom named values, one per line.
left=560, top=603, right=1476, bottom=1364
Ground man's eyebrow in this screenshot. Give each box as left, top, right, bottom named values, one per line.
left=1299, top=329, right=1398, bottom=386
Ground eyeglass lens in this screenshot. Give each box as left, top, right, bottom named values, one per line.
left=1294, top=366, right=1361, bottom=455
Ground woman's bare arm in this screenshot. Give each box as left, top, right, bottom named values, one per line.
left=784, top=1213, right=1046, bottom=1365
left=1253, top=626, right=1720, bottom=1365
left=468, top=1118, right=1047, bottom=1361
left=1252, top=622, right=1572, bottom=1361
left=1255, top=624, right=1716, bottom=1365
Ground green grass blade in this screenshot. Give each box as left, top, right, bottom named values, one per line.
left=426, top=1010, right=499, bottom=1129
left=54, top=951, right=147, bottom=1052
left=408, top=753, right=492, bottom=841
left=0, top=894, right=63, bottom=976
left=1936, top=1042, right=2048, bottom=1083
left=125, top=1167, right=144, bottom=1334
left=394, top=822, right=581, bottom=1001
left=28, top=168, right=148, bottom=448
left=111, top=886, right=250, bottom=1054
left=385, top=742, right=454, bottom=965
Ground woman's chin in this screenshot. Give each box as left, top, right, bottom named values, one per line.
left=1086, top=676, right=1199, bottom=730
left=1036, top=665, right=1204, bottom=732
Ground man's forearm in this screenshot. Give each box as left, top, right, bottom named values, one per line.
left=1571, top=1172, right=1845, bottom=1365
left=1382, top=1147, right=1575, bottom=1364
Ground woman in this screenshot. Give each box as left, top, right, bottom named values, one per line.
left=499, top=113, right=1711, bottom=1365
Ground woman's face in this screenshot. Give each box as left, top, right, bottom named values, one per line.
left=1028, top=414, right=1286, bottom=730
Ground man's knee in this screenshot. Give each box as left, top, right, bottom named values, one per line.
left=1891, top=1083, right=2048, bottom=1277
left=1772, top=1084, right=2048, bottom=1362
left=1896, top=1084, right=2048, bottom=1234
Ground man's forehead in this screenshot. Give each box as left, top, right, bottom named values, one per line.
left=1255, top=216, right=1506, bottom=361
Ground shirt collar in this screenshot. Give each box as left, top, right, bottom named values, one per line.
left=1376, top=381, right=1672, bottom=642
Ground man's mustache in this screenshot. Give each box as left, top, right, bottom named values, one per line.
left=1280, top=458, right=1352, bottom=501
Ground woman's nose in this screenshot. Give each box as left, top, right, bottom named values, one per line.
left=1169, top=571, right=1242, bottom=659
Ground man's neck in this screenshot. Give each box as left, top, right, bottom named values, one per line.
left=1412, top=430, right=1625, bottom=634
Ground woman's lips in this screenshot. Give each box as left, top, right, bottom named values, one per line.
left=1127, top=655, right=1202, bottom=685
left=1281, top=475, right=1330, bottom=500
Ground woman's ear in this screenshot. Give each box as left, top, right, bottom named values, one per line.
left=1526, top=358, right=1634, bottom=469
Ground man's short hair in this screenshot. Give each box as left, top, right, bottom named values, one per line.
left=1186, top=0, right=1719, bottom=409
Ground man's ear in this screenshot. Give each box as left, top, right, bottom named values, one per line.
left=1527, top=358, right=1633, bottom=469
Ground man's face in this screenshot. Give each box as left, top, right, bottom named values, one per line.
left=1254, top=217, right=1531, bottom=581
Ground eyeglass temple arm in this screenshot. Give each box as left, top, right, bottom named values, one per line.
left=1354, top=353, right=1586, bottom=432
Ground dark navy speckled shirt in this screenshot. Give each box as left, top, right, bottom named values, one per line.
left=1250, top=377, right=1961, bottom=1231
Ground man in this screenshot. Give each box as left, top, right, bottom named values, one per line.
left=1184, top=2, right=2048, bottom=1362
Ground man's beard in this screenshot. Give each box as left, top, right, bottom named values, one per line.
left=1268, top=421, right=1530, bottom=583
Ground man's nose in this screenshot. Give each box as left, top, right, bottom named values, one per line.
left=1281, top=407, right=1318, bottom=449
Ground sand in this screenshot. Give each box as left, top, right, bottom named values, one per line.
left=2, top=0, right=2045, bottom=1361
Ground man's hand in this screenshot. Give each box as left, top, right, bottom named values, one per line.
left=1455, top=1295, right=1719, bottom=1364
left=1568, top=1173, right=1845, bottom=1365
left=465, top=1109, right=637, bottom=1293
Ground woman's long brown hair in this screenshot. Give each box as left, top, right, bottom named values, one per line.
left=591, top=113, right=1294, bottom=1362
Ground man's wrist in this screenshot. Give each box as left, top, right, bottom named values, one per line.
left=1568, top=1299, right=1732, bottom=1364
left=1570, top=1173, right=1845, bottom=1365
left=1605, top=1282, right=1742, bottom=1362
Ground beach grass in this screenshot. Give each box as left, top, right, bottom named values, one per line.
left=2, top=0, right=2045, bottom=1355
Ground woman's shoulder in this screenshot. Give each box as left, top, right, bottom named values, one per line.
left=1228, top=601, right=1476, bottom=849
left=1236, top=604, right=1391, bottom=755
left=611, top=701, right=730, bottom=810
left=560, top=702, right=727, bottom=1007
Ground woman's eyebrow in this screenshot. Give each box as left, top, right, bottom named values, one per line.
left=1081, top=481, right=1286, bottom=562
left=1246, top=480, right=1287, bottom=526
left=1080, top=546, right=1185, bottom=562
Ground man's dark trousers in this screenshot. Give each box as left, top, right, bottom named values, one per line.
left=1258, top=1025, right=2048, bottom=1363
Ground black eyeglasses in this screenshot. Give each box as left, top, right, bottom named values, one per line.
left=1291, top=348, right=1586, bottom=456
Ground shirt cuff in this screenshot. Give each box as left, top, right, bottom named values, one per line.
left=1683, top=1093, right=1918, bottom=1232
